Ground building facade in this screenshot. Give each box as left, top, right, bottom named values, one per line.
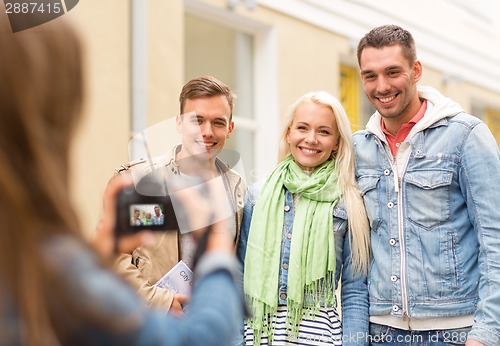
left=66, top=0, right=500, bottom=234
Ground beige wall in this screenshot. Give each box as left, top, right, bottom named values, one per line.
left=420, top=66, right=500, bottom=115
left=274, top=13, right=347, bottom=113
left=67, top=1, right=131, bottom=236
left=68, top=1, right=184, bottom=236
left=148, top=0, right=184, bottom=125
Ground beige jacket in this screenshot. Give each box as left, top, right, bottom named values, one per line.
left=114, top=145, right=246, bottom=309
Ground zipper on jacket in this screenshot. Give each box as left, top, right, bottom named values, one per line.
left=392, top=157, right=409, bottom=320
left=397, top=175, right=409, bottom=318
left=391, top=157, right=409, bottom=319
left=378, top=127, right=413, bottom=320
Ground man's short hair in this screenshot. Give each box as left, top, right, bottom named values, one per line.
left=179, top=76, right=236, bottom=120
left=357, top=24, right=417, bottom=67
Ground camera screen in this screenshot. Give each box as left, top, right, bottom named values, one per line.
left=129, top=204, right=166, bottom=227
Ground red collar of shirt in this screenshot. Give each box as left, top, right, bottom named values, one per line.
left=381, top=99, right=427, bottom=156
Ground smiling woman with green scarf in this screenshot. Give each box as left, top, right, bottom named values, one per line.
left=236, top=91, right=371, bottom=346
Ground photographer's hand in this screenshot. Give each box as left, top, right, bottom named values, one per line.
left=93, top=174, right=155, bottom=259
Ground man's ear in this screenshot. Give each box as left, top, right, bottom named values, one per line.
left=413, top=59, right=423, bottom=83
left=176, top=114, right=183, bottom=134
left=226, top=121, right=235, bottom=138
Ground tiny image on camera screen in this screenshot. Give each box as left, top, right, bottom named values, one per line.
left=129, top=204, right=165, bottom=227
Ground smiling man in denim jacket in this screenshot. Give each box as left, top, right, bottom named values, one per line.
left=353, top=24, right=500, bottom=346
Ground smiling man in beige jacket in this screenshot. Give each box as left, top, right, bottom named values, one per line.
left=113, top=76, right=246, bottom=314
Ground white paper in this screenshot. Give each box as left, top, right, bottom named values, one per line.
left=155, top=260, right=193, bottom=296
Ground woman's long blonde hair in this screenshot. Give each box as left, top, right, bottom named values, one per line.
left=278, top=91, right=371, bottom=274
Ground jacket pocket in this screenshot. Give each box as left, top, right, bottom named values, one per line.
left=404, top=170, right=453, bottom=229
left=357, top=175, right=381, bottom=231
left=446, top=232, right=460, bottom=290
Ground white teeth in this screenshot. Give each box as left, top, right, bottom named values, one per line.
left=379, top=96, right=395, bottom=103
left=198, top=142, right=215, bottom=148
left=302, top=148, right=319, bottom=154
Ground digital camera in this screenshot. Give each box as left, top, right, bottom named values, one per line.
left=115, top=173, right=179, bottom=236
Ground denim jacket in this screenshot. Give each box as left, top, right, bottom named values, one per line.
left=237, top=181, right=369, bottom=346
left=353, top=86, right=500, bottom=345
left=1, top=235, right=243, bottom=345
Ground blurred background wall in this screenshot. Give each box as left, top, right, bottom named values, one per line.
left=63, top=0, right=500, bottom=235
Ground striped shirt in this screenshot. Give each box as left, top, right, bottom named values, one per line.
left=244, top=305, right=342, bottom=345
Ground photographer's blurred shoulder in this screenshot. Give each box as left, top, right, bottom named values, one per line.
left=112, top=143, right=246, bottom=313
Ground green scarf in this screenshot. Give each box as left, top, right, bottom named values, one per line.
left=244, top=156, right=341, bottom=344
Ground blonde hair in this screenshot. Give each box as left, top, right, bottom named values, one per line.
left=278, top=91, right=371, bottom=274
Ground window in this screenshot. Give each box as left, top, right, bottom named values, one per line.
left=185, top=15, right=255, bottom=181
left=184, top=6, right=278, bottom=183
left=340, top=64, right=373, bottom=132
